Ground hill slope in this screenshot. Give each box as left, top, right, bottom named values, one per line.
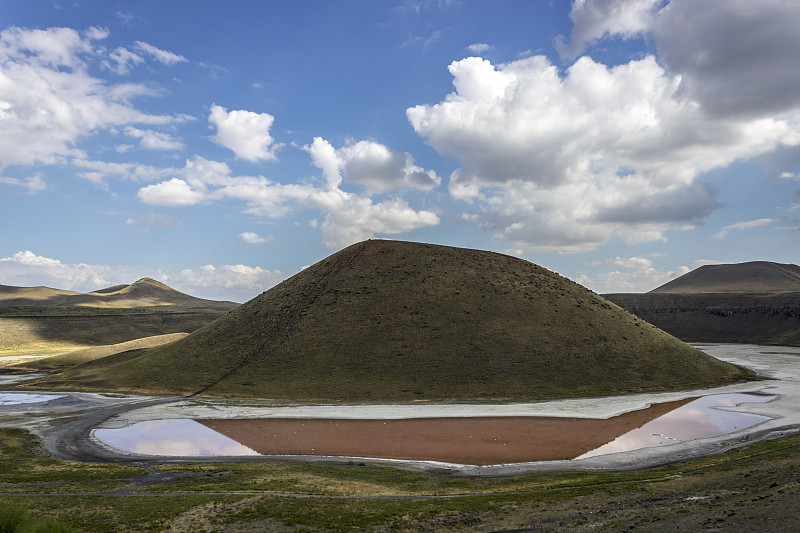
left=605, top=261, right=800, bottom=346
left=38, top=241, right=753, bottom=401
left=0, top=278, right=238, bottom=311
left=650, top=261, right=800, bottom=294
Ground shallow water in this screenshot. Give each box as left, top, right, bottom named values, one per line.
left=93, top=392, right=774, bottom=464
left=0, top=392, right=66, bottom=406
left=94, top=419, right=259, bottom=456
left=576, top=392, right=774, bottom=459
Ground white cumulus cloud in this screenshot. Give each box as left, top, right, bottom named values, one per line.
left=0, top=25, right=184, bottom=170
left=307, top=137, right=440, bottom=193
left=136, top=142, right=441, bottom=249
left=316, top=196, right=440, bottom=249
left=208, top=104, right=280, bottom=162
left=0, top=251, right=127, bottom=291
left=407, top=49, right=799, bottom=253
left=173, top=264, right=286, bottom=301
left=239, top=232, right=269, bottom=244
left=138, top=178, right=205, bottom=206
left=577, top=254, right=690, bottom=293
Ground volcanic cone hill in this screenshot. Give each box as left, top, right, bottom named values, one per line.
left=39, top=241, right=754, bottom=401
left=650, top=261, right=800, bottom=294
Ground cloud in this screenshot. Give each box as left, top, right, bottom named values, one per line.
left=0, top=251, right=132, bottom=291
left=208, top=104, right=280, bottom=162
left=134, top=41, right=187, bottom=65
left=173, top=264, right=286, bottom=301
left=0, top=174, right=45, bottom=193
left=72, top=159, right=173, bottom=186
left=0, top=26, right=183, bottom=169
left=407, top=51, right=800, bottom=253
left=593, top=256, right=653, bottom=270
left=307, top=137, right=440, bottom=193
left=655, top=0, right=800, bottom=118
left=467, top=43, right=491, bottom=54
left=694, top=259, right=722, bottom=266
left=239, top=232, right=269, bottom=244
left=105, top=46, right=143, bottom=74
left=316, top=196, right=440, bottom=249
left=124, top=126, right=184, bottom=151
left=138, top=178, right=205, bottom=206
left=305, top=138, right=441, bottom=247
left=577, top=255, right=689, bottom=293
left=137, top=146, right=441, bottom=249
left=555, top=0, right=663, bottom=58
left=116, top=12, right=141, bottom=27
left=403, top=30, right=445, bottom=49
left=0, top=250, right=284, bottom=302
left=712, top=218, right=775, bottom=239
left=125, top=212, right=182, bottom=227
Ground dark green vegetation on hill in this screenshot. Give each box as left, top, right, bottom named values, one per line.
left=35, top=240, right=753, bottom=400
left=605, top=262, right=800, bottom=346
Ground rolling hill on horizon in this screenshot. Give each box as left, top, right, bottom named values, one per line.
left=0, top=277, right=239, bottom=312
left=649, top=261, right=800, bottom=294
left=35, top=240, right=753, bottom=401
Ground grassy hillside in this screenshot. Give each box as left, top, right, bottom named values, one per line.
left=651, top=261, right=800, bottom=294
left=34, top=240, right=754, bottom=401
left=12, top=333, right=189, bottom=371
left=0, top=307, right=226, bottom=357
left=605, top=292, right=800, bottom=346
left=0, top=278, right=239, bottom=311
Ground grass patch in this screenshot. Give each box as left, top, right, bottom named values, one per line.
left=0, top=429, right=144, bottom=486
left=0, top=427, right=798, bottom=531
left=0, top=502, right=76, bottom=532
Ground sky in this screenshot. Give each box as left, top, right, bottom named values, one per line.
left=1, top=0, right=799, bottom=302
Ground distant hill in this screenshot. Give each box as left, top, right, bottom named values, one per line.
left=650, top=261, right=800, bottom=294
left=605, top=261, right=800, bottom=346
left=0, top=278, right=239, bottom=312
left=36, top=240, right=753, bottom=401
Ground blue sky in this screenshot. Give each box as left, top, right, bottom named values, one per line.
left=1, top=0, right=799, bottom=301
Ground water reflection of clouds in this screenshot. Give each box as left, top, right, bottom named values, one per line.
left=578, top=393, right=774, bottom=459
left=94, top=419, right=259, bottom=456
left=93, top=393, right=775, bottom=462
left=0, top=393, right=65, bottom=406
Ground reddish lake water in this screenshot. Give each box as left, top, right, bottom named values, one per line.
left=92, top=393, right=774, bottom=465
